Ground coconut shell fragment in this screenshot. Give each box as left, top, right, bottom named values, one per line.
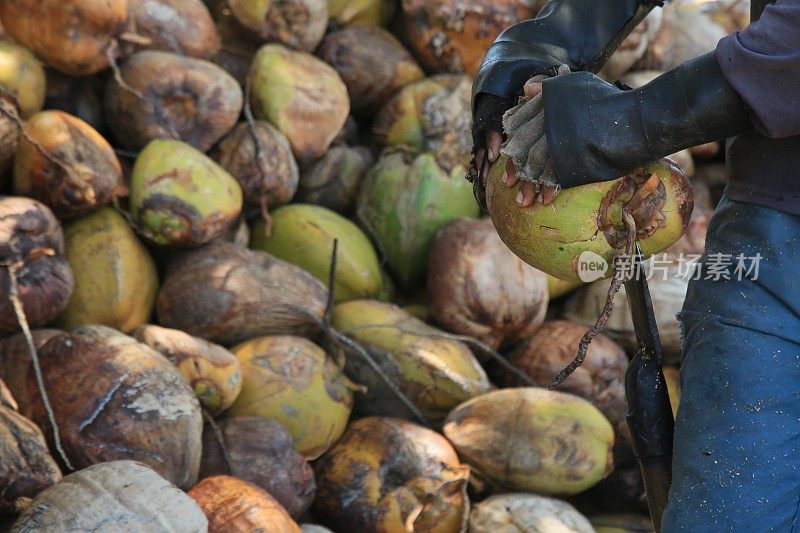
left=200, top=416, right=315, bottom=519
left=0, top=405, right=62, bottom=513
left=226, top=336, right=353, bottom=459
left=249, top=44, right=350, bottom=160
left=317, top=25, right=424, bottom=115
left=189, top=475, right=301, bottom=533
left=29, top=326, right=203, bottom=488
left=212, top=120, right=299, bottom=211
left=314, top=416, right=469, bottom=533
left=11, top=461, right=208, bottom=532
left=14, top=110, right=122, bottom=219
left=444, top=388, right=615, bottom=495
left=228, top=0, right=328, bottom=52
left=105, top=51, right=243, bottom=152
left=428, top=218, right=549, bottom=349
left=0, top=197, right=73, bottom=336
left=0, top=0, right=129, bottom=76
left=128, top=0, right=220, bottom=58
left=157, top=242, right=327, bottom=345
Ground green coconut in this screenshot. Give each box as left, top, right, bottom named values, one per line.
left=250, top=204, right=383, bottom=303
left=59, top=208, right=158, bottom=333
left=130, top=139, right=243, bottom=247
left=249, top=44, right=349, bottom=160
left=331, top=299, right=492, bottom=423
left=227, top=0, right=328, bottom=52
left=356, top=147, right=479, bottom=290
left=0, top=40, right=46, bottom=118
left=486, top=155, right=694, bottom=282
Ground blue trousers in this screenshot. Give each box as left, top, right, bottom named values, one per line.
left=663, top=195, right=800, bottom=531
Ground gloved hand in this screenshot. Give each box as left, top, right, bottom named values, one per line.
left=498, top=51, right=753, bottom=207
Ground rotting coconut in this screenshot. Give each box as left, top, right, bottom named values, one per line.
left=129, top=139, right=243, bottom=247
left=357, top=147, right=480, bottom=290
left=331, top=299, right=492, bottom=423
left=11, top=461, right=208, bottom=532
left=562, top=254, right=688, bottom=365
left=189, top=475, right=301, bottom=533
left=200, top=417, right=315, bottom=519
left=226, top=335, right=353, bottom=459
left=428, top=217, right=549, bottom=350
left=0, top=0, right=129, bottom=76
left=250, top=204, right=384, bottom=303
left=486, top=155, right=693, bottom=282
left=317, top=25, right=424, bottom=116
left=469, top=493, right=594, bottom=533
left=373, top=74, right=473, bottom=172
left=399, top=0, right=537, bottom=76
left=211, top=120, right=299, bottom=213
left=0, top=404, right=62, bottom=513
left=156, top=242, right=327, bottom=345
left=0, top=41, right=46, bottom=118
left=327, top=0, right=395, bottom=26
left=249, top=44, right=350, bottom=160
left=13, top=110, right=122, bottom=220
left=128, top=0, right=220, bottom=58
left=296, top=144, right=373, bottom=213
left=133, top=324, right=242, bottom=416
left=227, top=0, right=328, bottom=52
left=505, top=320, right=628, bottom=428
left=104, top=50, right=243, bottom=152
left=58, top=207, right=158, bottom=333
left=443, top=388, right=615, bottom=496
left=0, top=330, right=61, bottom=418
left=314, top=416, right=470, bottom=533
left=0, top=197, right=73, bottom=336
left=29, top=326, right=203, bottom=488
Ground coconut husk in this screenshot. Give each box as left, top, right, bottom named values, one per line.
left=296, top=144, right=372, bottom=213
left=200, top=417, right=315, bottom=519
left=428, top=218, right=549, bottom=350
left=157, top=242, right=327, bottom=345
left=128, top=0, right=220, bottom=59
left=0, top=330, right=61, bottom=418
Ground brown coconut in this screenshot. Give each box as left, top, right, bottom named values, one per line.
left=228, top=0, right=328, bottom=52
left=200, top=417, right=315, bottom=519
left=314, top=416, right=470, bottom=532
left=0, top=0, right=129, bottom=76
left=11, top=461, right=208, bottom=532
left=13, top=110, right=122, bottom=219
left=189, top=475, right=301, bottom=533
left=428, top=217, right=549, bottom=349
left=0, top=198, right=73, bottom=336
left=105, top=50, right=243, bottom=152
left=505, top=320, right=628, bottom=427
left=156, top=242, right=327, bottom=345
left=296, top=144, right=373, bottom=213
left=399, top=0, right=537, bottom=76
left=0, top=330, right=61, bottom=418
left=373, top=74, right=473, bottom=172
left=128, top=0, right=220, bottom=58
left=317, top=25, right=424, bottom=115
left=28, top=326, right=203, bottom=488
left=211, top=120, right=299, bottom=211
left=249, top=44, right=350, bottom=160
left=0, top=405, right=62, bottom=513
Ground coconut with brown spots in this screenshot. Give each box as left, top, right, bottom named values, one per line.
left=105, top=51, right=243, bottom=152
left=28, top=326, right=203, bottom=488
left=428, top=217, right=549, bottom=349
left=296, top=144, right=372, bottom=213
left=157, top=242, right=327, bottom=345
left=200, top=417, right=315, bottom=519
left=314, top=416, right=470, bottom=533
left=0, top=197, right=73, bottom=336
left=227, top=0, right=328, bottom=52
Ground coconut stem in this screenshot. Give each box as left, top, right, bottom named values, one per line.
left=2, top=260, right=74, bottom=471
left=105, top=43, right=146, bottom=101
left=548, top=211, right=638, bottom=389
left=202, top=409, right=233, bottom=476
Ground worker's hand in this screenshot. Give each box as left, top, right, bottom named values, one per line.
left=500, top=76, right=559, bottom=207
